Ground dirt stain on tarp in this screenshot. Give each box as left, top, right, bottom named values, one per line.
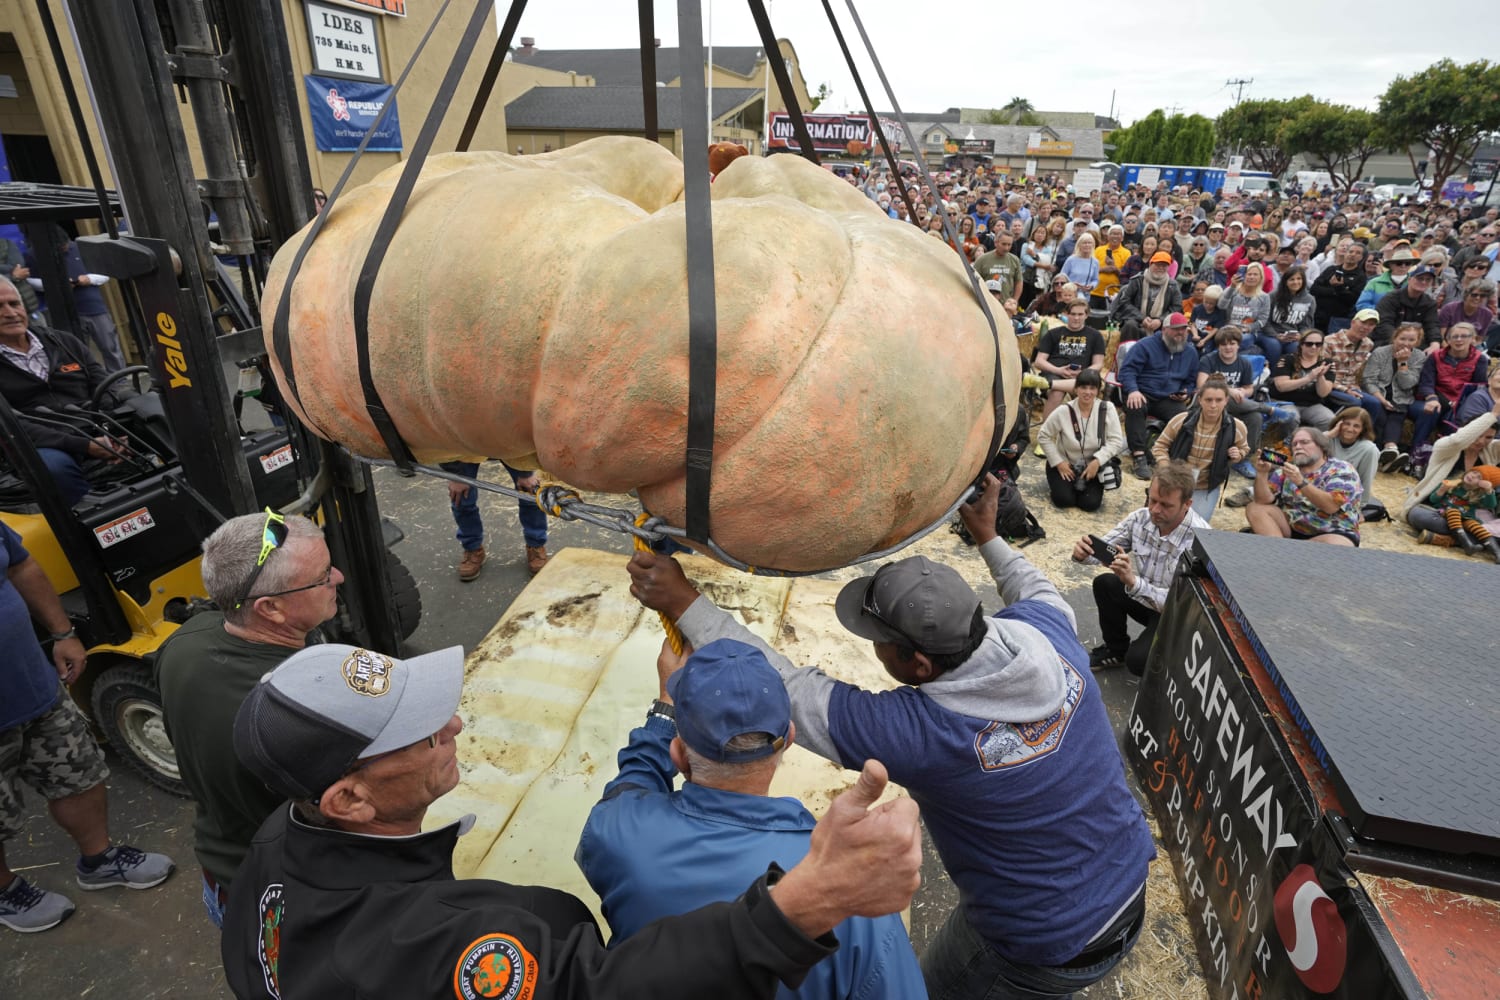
left=547, top=591, right=603, bottom=626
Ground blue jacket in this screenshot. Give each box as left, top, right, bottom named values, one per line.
left=675, top=540, right=1155, bottom=968
left=577, top=718, right=927, bottom=1000
left=1118, top=332, right=1200, bottom=399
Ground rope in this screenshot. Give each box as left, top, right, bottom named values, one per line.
left=635, top=514, right=687, bottom=656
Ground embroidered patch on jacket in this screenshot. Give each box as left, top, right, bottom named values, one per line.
left=973, top=657, right=1085, bottom=770
left=341, top=648, right=393, bottom=696
left=453, top=933, right=537, bottom=1000
left=257, top=882, right=285, bottom=999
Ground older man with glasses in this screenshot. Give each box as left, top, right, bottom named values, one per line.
left=154, top=510, right=344, bottom=928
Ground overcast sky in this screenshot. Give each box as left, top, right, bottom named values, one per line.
left=502, top=0, right=1496, bottom=124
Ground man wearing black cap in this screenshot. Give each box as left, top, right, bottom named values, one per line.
left=628, top=474, right=1154, bottom=1000
left=577, top=638, right=926, bottom=999
left=1373, top=262, right=1439, bottom=347
left=222, top=644, right=925, bottom=1000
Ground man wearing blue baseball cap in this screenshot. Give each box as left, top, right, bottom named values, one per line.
left=629, top=473, right=1155, bottom=1000
left=577, top=638, right=925, bottom=999
left=221, top=642, right=927, bottom=1000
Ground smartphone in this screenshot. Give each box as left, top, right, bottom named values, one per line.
left=1088, top=534, right=1121, bottom=565
left=1259, top=447, right=1288, bottom=466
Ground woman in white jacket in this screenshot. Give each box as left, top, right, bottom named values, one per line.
left=1037, top=369, right=1126, bottom=512
left=1403, top=412, right=1500, bottom=539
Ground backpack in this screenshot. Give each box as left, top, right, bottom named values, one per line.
left=950, top=471, right=1046, bottom=547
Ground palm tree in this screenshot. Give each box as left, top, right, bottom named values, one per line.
left=1001, top=97, right=1034, bottom=124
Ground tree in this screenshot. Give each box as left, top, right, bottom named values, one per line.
left=982, top=107, right=1044, bottom=127
left=1379, top=58, right=1500, bottom=191
left=809, top=82, right=831, bottom=111
left=1214, top=96, right=1315, bottom=177
left=1000, top=96, right=1035, bottom=124
left=1281, top=103, right=1386, bottom=193
left=1108, top=110, right=1214, bottom=165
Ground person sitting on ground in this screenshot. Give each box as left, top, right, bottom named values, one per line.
left=1322, top=310, right=1375, bottom=408
left=626, top=475, right=1155, bottom=1000
left=1270, top=329, right=1337, bottom=431
left=576, top=638, right=927, bottom=1000
left=1456, top=364, right=1500, bottom=425
left=1408, top=322, right=1490, bottom=478
left=1118, top=312, right=1199, bottom=481
left=1419, top=467, right=1500, bottom=562
left=1328, top=406, right=1380, bottom=503
left=1261, top=266, right=1316, bottom=365
left=1218, top=262, right=1272, bottom=356
left=1073, top=460, right=1207, bottom=676
left=1402, top=412, right=1500, bottom=542
left=1189, top=284, right=1227, bottom=352
left=1363, top=323, right=1430, bottom=474
left=1109, top=251, right=1183, bottom=342
left=223, top=644, right=925, bottom=999
left=1150, top=375, right=1249, bottom=520
left=0, top=278, right=129, bottom=507
left=1036, top=368, right=1123, bottom=513
left=1374, top=262, right=1440, bottom=347
left=1032, top=301, right=1106, bottom=422
left=1245, top=426, right=1363, bottom=547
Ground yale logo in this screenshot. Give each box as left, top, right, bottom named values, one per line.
left=156, top=311, right=192, bottom=388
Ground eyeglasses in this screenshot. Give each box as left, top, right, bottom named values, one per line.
left=233, top=509, right=288, bottom=610
left=1302, top=339, right=1324, bottom=347
left=253, top=566, right=336, bottom=601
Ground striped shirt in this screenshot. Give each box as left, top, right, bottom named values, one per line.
left=1098, top=507, right=1210, bottom=611
left=1152, top=412, right=1249, bottom=490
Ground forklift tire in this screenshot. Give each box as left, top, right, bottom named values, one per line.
left=388, top=553, right=422, bottom=641
left=89, top=662, right=189, bottom=798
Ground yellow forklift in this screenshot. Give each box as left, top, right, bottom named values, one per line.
left=0, top=0, right=421, bottom=794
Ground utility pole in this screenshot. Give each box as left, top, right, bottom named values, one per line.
left=1225, top=78, right=1252, bottom=106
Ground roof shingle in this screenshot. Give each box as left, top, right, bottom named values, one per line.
left=505, top=86, right=762, bottom=131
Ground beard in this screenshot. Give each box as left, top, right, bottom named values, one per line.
left=1293, top=453, right=1320, bottom=469
left=1164, top=335, right=1186, bottom=354
left=1145, top=269, right=1170, bottom=287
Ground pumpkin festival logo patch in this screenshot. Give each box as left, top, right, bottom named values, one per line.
left=453, top=933, right=537, bottom=1000
left=341, top=649, right=393, bottom=697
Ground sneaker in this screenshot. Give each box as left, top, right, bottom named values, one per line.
left=457, top=546, right=486, bottom=583
left=1378, top=448, right=1408, bottom=474
left=75, top=844, right=175, bottom=891
left=1089, top=645, right=1126, bottom=672
left=0, top=877, right=74, bottom=933
left=1131, top=454, right=1152, bottom=481
left=1231, top=459, right=1257, bottom=479
left=525, top=545, right=549, bottom=575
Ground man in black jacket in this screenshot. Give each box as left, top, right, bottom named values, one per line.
left=223, top=644, right=923, bottom=1000
left=1374, top=264, right=1440, bottom=347
left=1109, top=253, right=1183, bottom=341
left=1309, top=239, right=1367, bottom=329
left=0, top=278, right=126, bottom=505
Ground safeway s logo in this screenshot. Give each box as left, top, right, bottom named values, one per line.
left=1274, top=864, right=1347, bottom=993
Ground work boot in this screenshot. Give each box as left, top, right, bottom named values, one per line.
left=526, top=545, right=549, bottom=575
left=1416, top=529, right=1453, bottom=548
left=458, top=546, right=486, bottom=582
left=1453, top=529, right=1482, bottom=556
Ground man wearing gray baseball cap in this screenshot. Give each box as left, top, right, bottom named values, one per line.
left=221, top=643, right=926, bottom=1000
left=629, top=473, right=1155, bottom=1000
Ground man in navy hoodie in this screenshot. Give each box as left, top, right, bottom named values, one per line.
left=1117, top=312, right=1200, bottom=481
left=628, top=474, right=1155, bottom=1000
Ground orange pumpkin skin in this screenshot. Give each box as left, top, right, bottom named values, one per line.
left=263, top=136, right=1016, bottom=571
left=707, top=142, right=749, bottom=176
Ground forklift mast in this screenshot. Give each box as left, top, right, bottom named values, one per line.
left=57, top=0, right=403, bottom=652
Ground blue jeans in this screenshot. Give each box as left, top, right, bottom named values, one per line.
left=441, top=461, right=548, bottom=551
left=1191, top=484, right=1223, bottom=521
left=39, top=447, right=91, bottom=506
left=1405, top=401, right=1443, bottom=453
left=921, top=896, right=1144, bottom=1000
left=1242, top=332, right=1283, bottom=367
left=1358, top=392, right=1391, bottom=439
left=202, top=873, right=227, bottom=929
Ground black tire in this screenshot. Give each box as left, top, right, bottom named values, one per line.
left=88, top=662, right=189, bottom=798
left=387, top=552, right=422, bottom=641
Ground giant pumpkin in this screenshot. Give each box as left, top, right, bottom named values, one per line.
left=264, top=136, right=1016, bottom=572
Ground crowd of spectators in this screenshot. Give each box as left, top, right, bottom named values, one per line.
left=851, top=158, right=1500, bottom=566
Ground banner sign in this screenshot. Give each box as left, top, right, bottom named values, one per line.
left=1126, top=580, right=1413, bottom=1000
left=1072, top=168, right=1105, bottom=194
left=767, top=112, right=873, bottom=153
left=305, top=1, right=382, bottom=81
left=1027, top=133, right=1074, bottom=156
left=321, top=0, right=405, bottom=15
left=944, top=138, right=994, bottom=154
left=304, top=75, right=402, bottom=152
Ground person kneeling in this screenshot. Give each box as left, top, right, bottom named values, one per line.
left=1036, top=369, right=1123, bottom=512
left=1245, top=427, right=1362, bottom=546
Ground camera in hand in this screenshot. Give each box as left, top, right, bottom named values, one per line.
left=1259, top=447, right=1288, bottom=466
left=1088, top=534, right=1121, bottom=564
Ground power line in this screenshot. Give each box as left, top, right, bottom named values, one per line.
left=1225, top=78, right=1253, bottom=105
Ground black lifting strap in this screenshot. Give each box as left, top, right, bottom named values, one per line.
left=746, top=0, right=818, bottom=164
left=456, top=0, right=530, bottom=152
left=836, top=0, right=1008, bottom=482
left=677, top=0, right=718, bottom=544
left=350, top=0, right=496, bottom=473
left=270, top=0, right=468, bottom=437
left=817, top=0, right=917, bottom=227
left=638, top=0, right=659, bottom=143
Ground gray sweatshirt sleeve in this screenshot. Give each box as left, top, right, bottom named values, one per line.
left=675, top=596, right=844, bottom=762
left=977, top=537, right=1077, bottom=632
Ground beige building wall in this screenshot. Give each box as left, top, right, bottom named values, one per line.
left=686, top=39, right=809, bottom=116
left=498, top=61, right=594, bottom=106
